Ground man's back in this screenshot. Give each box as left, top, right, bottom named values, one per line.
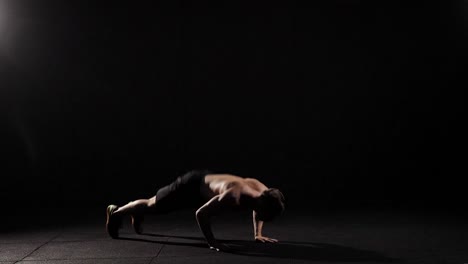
left=201, top=174, right=268, bottom=202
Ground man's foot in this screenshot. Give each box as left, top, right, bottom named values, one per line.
left=106, top=205, right=121, bottom=239
left=131, top=214, right=144, bottom=234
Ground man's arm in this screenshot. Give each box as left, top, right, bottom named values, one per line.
left=196, top=191, right=237, bottom=251
left=253, top=211, right=278, bottom=243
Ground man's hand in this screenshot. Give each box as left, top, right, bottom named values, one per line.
left=208, top=240, right=231, bottom=252
left=253, top=211, right=279, bottom=243
left=196, top=194, right=235, bottom=252
left=255, top=235, right=278, bottom=243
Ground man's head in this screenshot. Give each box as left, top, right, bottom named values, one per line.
left=255, top=188, right=285, bottom=222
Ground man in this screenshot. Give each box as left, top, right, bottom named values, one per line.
left=106, top=170, right=285, bottom=251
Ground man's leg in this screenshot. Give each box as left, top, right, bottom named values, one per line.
left=114, top=196, right=157, bottom=216
left=106, top=196, right=157, bottom=238
left=106, top=171, right=205, bottom=238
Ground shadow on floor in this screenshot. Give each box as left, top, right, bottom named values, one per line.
left=117, top=233, right=398, bottom=262
left=223, top=239, right=397, bottom=262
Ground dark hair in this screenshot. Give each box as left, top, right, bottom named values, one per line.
left=258, top=188, right=285, bottom=221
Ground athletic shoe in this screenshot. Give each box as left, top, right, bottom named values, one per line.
left=106, top=204, right=121, bottom=239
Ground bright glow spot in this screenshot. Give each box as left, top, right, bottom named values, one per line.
left=0, top=1, right=9, bottom=50
left=0, top=0, right=16, bottom=54
left=0, top=2, right=4, bottom=37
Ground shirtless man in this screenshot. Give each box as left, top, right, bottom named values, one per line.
left=106, top=170, right=285, bottom=251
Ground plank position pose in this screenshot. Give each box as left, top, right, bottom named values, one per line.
left=106, top=170, right=285, bottom=251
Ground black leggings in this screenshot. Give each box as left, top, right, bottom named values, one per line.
left=154, top=170, right=212, bottom=213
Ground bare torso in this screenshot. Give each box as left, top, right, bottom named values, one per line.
left=201, top=174, right=268, bottom=202
left=193, top=174, right=278, bottom=248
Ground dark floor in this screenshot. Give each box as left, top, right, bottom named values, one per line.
left=1, top=207, right=467, bottom=264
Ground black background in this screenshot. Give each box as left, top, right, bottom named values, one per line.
left=0, top=1, right=466, bottom=211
